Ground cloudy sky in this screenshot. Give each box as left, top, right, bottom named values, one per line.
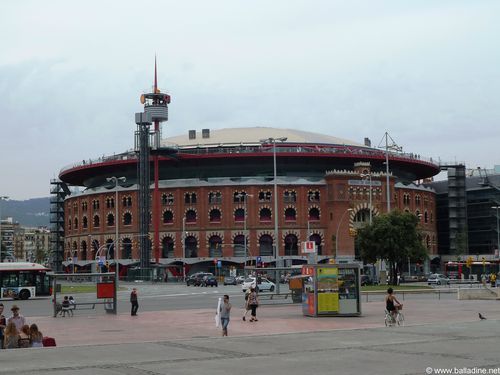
left=1, top=0, right=499, bottom=200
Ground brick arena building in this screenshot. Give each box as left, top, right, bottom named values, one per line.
left=58, top=126, right=440, bottom=278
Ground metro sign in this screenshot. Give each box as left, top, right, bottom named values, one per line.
left=302, top=241, right=316, bottom=254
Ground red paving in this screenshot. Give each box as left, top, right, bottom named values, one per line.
left=27, top=298, right=500, bottom=347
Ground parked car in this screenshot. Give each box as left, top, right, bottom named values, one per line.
left=241, top=277, right=276, bottom=292
left=235, top=276, right=245, bottom=284
left=223, top=276, right=237, bottom=286
left=202, top=275, right=218, bottom=287
left=186, top=272, right=213, bottom=286
left=427, top=273, right=450, bottom=285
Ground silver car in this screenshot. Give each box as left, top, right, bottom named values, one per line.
left=427, top=273, right=450, bottom=285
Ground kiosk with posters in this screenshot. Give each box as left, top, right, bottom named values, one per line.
left=301, top=264, right=361, bottom=317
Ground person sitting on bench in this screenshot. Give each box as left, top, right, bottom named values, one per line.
left=61, top=296, right=71, bottom=317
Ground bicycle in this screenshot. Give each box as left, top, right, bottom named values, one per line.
left=384, top=309, right=404, bottom=327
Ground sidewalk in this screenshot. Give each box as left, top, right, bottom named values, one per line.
left=25, top=297, right=500, bottom=347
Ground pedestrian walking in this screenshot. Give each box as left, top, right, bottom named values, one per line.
left=7, top=305, right=26, bottom=331
left=219, top=295, right=232, bottom=337
left=247, top=287, right=259, bottom=322
left=242, top=289, right=251, bottom=321
left=130, top=288, right=139, bottom=316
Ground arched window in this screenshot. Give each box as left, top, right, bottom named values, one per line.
left=163, top=210, right=173, bottom=224
left=258, top=190, right=272, bottom=202
left=309, top=233, right=322, bottom=255
left=106, top=239, right=115, bottom=260
left=284, top=234, right=298, bottom=256
left=234, top=208, right=245, bottom=222
left=122, top=238, right=132, bottom=259
left=185, top=236, right=198, bottom=258
left=233, top=235, right=246, bottom=257
left=259, top=208, right=272, bottom=222
left=127, top=197, right=132, bottom=206
left=161, top=237, right=174, bottom=258
left=415, top=195, right=421, bottom=206
left=285, top=207, right=296, bottom=221
left=185, top=193, right=197, bottom=204
left=107, top=213, right=115, bottom=227
left=233, top=192, right=246, bottom=203
left=93, top=215, right=100, bottom=228
left=123, top=212, right=132, bottom=226
left=74, top=218, right=78, bottom=229
left=93, top=200, right=100, bottom=210
left=81, top=241, right=87, bottom=260
left=424, top=211, right=429, bottom=223
left=209, top=192, right=222, bottom=204
left=259, top=235, right=273, bottom=256
left=68, top=218, right=72, bottom=231
left=186, top=209, right=197, bottom=223
left=415, top=210, right=421, bottom=222
left=209, top=209, right=221, bottom=223
left=283, top=190, right=297, bottom=203
left=208, top=235, right=222, bottom=257
left=308, top=190, right=320, bottom=202
left=82, top=216, right=88, bottom=229
left=353, top=209, right=370, bottom=224
left=309, top=207, right=320, bottom=221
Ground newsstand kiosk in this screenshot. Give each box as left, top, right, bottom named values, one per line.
left=301, top=263, right=361, bottom=317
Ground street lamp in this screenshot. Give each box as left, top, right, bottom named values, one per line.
left=237, top=193, right=253, bottom=272
left=0, top=196, right=9, bottom=263
left=106, top=176, right=125, bottom=314
left=492, top=206, right=500, bottom=256
left=260, top=137, right=287, bottom=293
left=335, top=208, right=353, bottom=261
left=360, top=173, right=373, bottom=225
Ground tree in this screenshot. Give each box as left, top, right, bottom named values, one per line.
left=356, top=210, right=428, bottom=285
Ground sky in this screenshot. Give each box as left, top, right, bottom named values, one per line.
left=1, top=0, right=499, bottom=200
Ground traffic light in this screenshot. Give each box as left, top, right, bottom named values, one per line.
left=466, top=256, right=473, bottom=268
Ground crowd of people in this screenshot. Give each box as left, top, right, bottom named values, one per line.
left=0, top=303, right=45, bottom=349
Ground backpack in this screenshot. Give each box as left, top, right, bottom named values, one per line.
left=42, top=336, right=57, bottom=347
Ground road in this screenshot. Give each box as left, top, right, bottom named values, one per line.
left=0, top=282, right=459, bottom=318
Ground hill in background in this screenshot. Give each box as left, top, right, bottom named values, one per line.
left=1, top=197, right=50, bottom=227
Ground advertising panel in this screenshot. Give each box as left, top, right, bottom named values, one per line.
left=317, top=267, right=339, bottom=314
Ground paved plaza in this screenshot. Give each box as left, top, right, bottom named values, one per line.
left=1, top=295, right=500, bottom=374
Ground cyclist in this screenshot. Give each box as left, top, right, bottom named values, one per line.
left=385, top=287, right=403, bottom=322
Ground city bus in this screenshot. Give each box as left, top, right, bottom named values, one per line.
left=444, top=261, right=498, bottom=280
left=0, top=262, right=52, bottom=300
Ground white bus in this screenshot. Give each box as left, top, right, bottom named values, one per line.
left=0, top=262, right=52, bottom=300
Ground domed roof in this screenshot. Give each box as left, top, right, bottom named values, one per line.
left=162, top=127, right=366, bottom=148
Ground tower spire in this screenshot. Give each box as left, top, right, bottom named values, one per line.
left=154, top=55, right=158, bottom=93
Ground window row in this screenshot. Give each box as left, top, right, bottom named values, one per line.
left=402, top=193, right=431, bottom=207
left=161, top=190, right=322, bottom=206
left=67, top=232, right=325, bottom=260
left=67, top=207, right=322, bottom=231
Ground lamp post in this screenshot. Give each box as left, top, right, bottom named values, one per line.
left=360, top=173, right=373, bottom=224
left=260, top=137, right=287, bottom=293
left=238, top=193, right=253, bottom=273
left=182, top=216, right=186, bottom=280
left=492, top=206, right=500, bottom=256
left=335, top=208, right=353, bottom=261
left=0, top=196, right=8, bottom=263
left=106, top=176, right=125, bottom=314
